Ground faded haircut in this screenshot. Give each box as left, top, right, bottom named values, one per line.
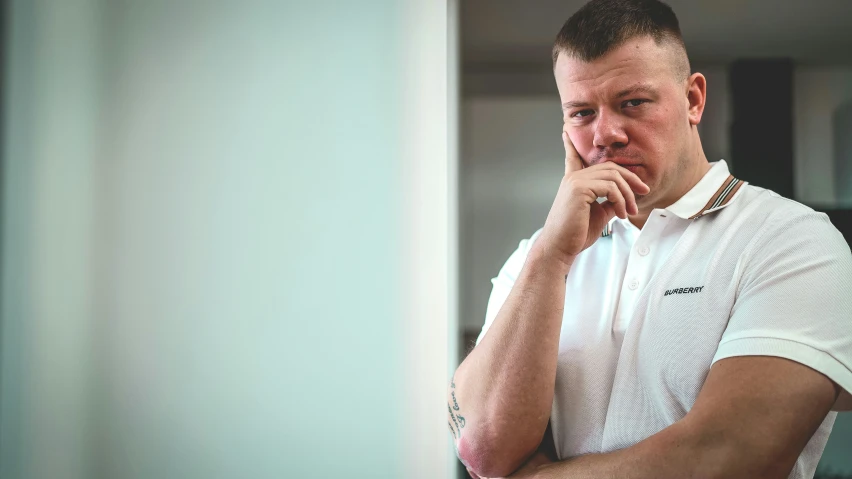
left=552, top=0, right=690, bottom=79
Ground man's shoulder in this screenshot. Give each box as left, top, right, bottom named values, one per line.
left=731, top=183, right=829, bottom=229
left=735, top=183, right=814, bottom=215
left=732, top=183, right=848, bottom=255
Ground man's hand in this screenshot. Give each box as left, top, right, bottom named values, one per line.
left=534, top=130, right=650, bottom=268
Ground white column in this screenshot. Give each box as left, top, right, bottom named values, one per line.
left=2, top=1, right=455, bottom=478
left=0, top=0, right=101, bottom=478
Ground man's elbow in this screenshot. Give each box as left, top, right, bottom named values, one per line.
left=456, top=429, right=536, bottom=478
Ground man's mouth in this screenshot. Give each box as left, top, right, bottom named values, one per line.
left=598, top=158, right=643, bottom=173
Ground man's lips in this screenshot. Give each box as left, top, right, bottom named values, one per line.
left=604, top=158, right=641, bottom=166
left=597, top=159, right=643, bottom=173
left=591, top=156, right=641, bottom=166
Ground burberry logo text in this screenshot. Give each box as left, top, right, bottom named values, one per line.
left=664, top=286, right=705, bottom=296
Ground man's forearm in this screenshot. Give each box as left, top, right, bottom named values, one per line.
left=526, top=418, right=785, bottom=479
left=532, top=421, right=701, bottom=479
left=451, top=246, right=572, bottom=477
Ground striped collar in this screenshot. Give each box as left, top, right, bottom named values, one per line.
left=601, top=160, right=746, bottom=237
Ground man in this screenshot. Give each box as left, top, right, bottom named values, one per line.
left=446, top=1, right=852, bottom=478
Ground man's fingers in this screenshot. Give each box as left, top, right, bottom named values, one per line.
left=587, top=179, right=629, bottom=219
left=598, top=162, right=650, bottom=195
left=603, top=169, right=639, bottom=216
left=599, top=201, right=617, bottom=220
left=562, top=131, right=584, bottom=174
left=585, top=163, right=650, bottom=215
left=573, top=168, right=642, bottom=216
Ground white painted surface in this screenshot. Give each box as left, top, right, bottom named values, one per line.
left=400, top=0, right=455, bottom=477
left=1, top=2, right=455, bottom=478
left=0, top=1, right=100, bottom=477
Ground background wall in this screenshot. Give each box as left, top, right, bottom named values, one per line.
left=794, top=67, right=852, bottom=207
left=0, top=1, right=455, bottom=479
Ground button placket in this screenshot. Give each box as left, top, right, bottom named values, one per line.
left=615, top=213, right=669, bottom=332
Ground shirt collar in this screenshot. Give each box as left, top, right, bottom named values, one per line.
left=601, top=160, right=746, bottom=237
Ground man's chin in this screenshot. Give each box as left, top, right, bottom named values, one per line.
left=632, top=193, right=656, bottom=216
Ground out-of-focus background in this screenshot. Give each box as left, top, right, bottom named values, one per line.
left=458, top=0, right=852, bottom=477
left=0, top=1, right=457, bottom=478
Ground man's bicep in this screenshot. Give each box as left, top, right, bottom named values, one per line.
left=685, top=355, right=839, bottom=477
left=714, top=212, right=852, bottom=410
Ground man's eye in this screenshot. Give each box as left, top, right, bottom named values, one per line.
left=572, top=109, right=594, bottom=118
left=624, top=99, right=647, bottom=108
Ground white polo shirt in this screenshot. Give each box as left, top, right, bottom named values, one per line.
left=475, top=160, right=852, bottom=479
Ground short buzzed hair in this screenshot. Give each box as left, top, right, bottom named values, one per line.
left=552, top=0, right=690, bottom=79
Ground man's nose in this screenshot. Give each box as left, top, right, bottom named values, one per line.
left=593, top=111, right=629, bottom=149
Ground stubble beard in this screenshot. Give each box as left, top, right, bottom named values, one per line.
left=639, top=150, right=692, bottom=211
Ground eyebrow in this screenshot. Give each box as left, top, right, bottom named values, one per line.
left=615, top=84, right=657, bottom=99
left=561, top=84, right=658, bottom=111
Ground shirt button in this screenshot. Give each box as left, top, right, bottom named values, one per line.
left=638, top=245, right=650, bottom=256
left=628, top=279, right=639, bottom=290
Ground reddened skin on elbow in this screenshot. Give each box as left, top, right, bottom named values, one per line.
left=457, top=433, right=529, bottom=479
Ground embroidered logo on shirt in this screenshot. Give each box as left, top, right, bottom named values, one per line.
left=664, top=286, right=705, bottom=296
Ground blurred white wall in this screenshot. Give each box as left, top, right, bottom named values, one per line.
left=0, top=1, right=100, bottom=477
left=1, top=1, right=455, bottom=479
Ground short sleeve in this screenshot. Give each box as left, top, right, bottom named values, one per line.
left=711, top=211, right=852, bottom=411
left=475, top=229, right=544, bottom=346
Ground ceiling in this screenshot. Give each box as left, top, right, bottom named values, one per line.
left=462, top=0, right=852, bottom=69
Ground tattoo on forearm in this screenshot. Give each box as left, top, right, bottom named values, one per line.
left=448, top=403, right=462, bottom=433
left=447, top=376, right=466, bottom=438
left=448, top=376, right=471, bottom=463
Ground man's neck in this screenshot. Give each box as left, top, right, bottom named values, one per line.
left=628, top=139, right=711, bottom=230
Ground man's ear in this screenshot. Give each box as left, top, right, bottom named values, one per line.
left=686, top=72, right=707, bottom=127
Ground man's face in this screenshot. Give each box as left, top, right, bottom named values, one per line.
left=555, top=36, right=695, bottom=209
